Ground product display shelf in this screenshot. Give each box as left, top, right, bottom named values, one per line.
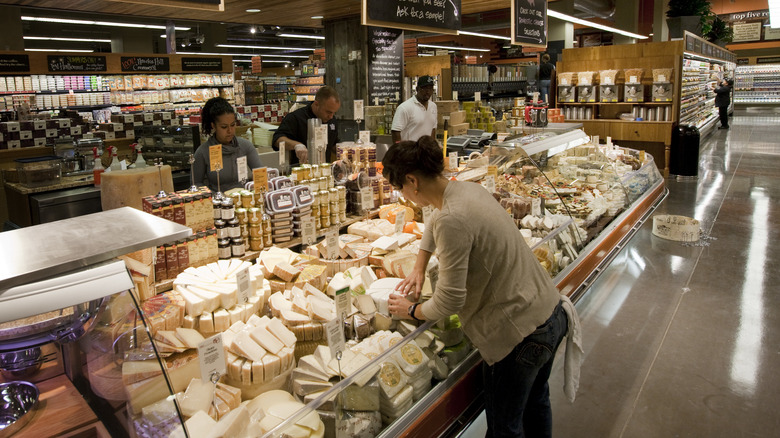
left=678, top=54, right=734, bottom=137
left=734, top=64, right=780, bottom=105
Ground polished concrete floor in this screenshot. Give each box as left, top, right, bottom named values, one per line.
left=546, top=109, right=780, bottom=437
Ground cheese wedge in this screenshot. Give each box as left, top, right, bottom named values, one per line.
left=229, top=330, right=267, bottom=363
left=179, top=378, right=214, bottom=417
left=266, top=401, right=321, bottom=431
left=183, top=410, right=217, bottom=438
left=250, top=325, right=285, bottom=355
left=261, top=354, right=281, bottom=382
left=209, top=405, right=249, bottom=438
left=175, top=328, right=205, bottom=349
left=246, top=389, right=295, bottom=416
left=177, top=287, right=206, bottom=316
left=267, top=317, right=297, bottom=347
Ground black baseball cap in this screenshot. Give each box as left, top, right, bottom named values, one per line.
left=417, top=76, right=435, bottom=88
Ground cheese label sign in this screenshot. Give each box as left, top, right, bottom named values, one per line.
left=236, top=156, right=247, bottom=182
left=278, top=141, right=287, bottom=166
left=326, top=228, right=339, bottom=260
left=359, top=130, right=371, bottom=145
left=301, top=216, right=316, bottom=246
left=354, top=99, right=365, bottom=121
left=334, top=286, right=351, bottom=324
left=209, top=145, right=223, bottom=171
left=484, top=175, right=496, bottom=194
left=253, top=167, right=268, bottom=194
left=487, top=165, right=498, bottom=178
left=394, top=209, right=406, bottom=235
left=197, top=333, right=227, bottom=383
left=325, top=319, right=346, bottom=357
left=360, top=186, right=374, bottom=211
left=236, top=267, right=251, bottom=304
left=449, top=152, right=458, bottom=170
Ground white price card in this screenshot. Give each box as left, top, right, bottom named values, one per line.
left=353, top=100, right=364, bottom=121
left=394, top=209, right=406, bottom=235
left=484, top=175, right=496, bottom=194
left=334, top=286, right=351, bottom=323
left=452, top=90, right=458, bottom=100
left=374, top=97, right=380, bottom=106
left=449, top=152, right=458, bottom=170
left=360, top=186, right=373, bottom=211
left=474, top=91, right=481, bottom=102
left=422, top=205, right=434, bottom=224
left=326, top=227, right=339, bottom=260
left=359, top=130, right=371, bottom=145
left=301, top=216, right=316, bottom=246
left=197, top=334, right=227, bottom=383
left=531, top=198, right=542, bottom=216
left=278, top=141, right=287, bottom=166
left=315, top=125, right=328, bottom=149
left=236, top=267, right=251, bottom=304
left=325, top=319, right=345, bottom=358
left=236, top=156, right=247, bottom=182
left=253, top=167, right=268, bottom=194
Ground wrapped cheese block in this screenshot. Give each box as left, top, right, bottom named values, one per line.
left=101, top=165, right=174, bottom=211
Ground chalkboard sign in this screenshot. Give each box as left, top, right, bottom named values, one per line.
left=362, top=0, right=461, bottom=35
left=181, top=57, right=223, bottom=72
left=48, top=55, right=107, bottom=72
left=0, top=54, right=30, bottom=73
left=121, top=56, right=170, bottom=72
left=512, top=0, right=547, bottom=48
left=368, top=27, right=404, bottom=104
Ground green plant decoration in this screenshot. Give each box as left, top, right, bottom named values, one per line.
left=667, top=0, right=713, bottom=35
left=706, top=16, right=734, bottom=44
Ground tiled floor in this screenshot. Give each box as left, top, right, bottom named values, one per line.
left=547, top=109, right=780, bottom=437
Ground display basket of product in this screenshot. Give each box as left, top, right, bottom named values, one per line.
left=557, top=72, right=575, bottom=86
left=652, top=68, right=673, bottom=83
left=624, top=68, right=644, bottom=84
left=577, top=71, right=596, bottom=86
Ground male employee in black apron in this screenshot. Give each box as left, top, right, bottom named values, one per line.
left=273, top=86, right=341, bottom=164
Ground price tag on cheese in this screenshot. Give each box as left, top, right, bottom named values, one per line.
left=236, top=267, right=251, bottom=304
left=487, top=165, right=498, bottom=178
left=301, top=216, right=316, bottom=246
left=452, top=90, right=458, bottom=100
left=334, top=286, right=351, bottom=323
left=326, top=227, right=339, bottom=260
left=394, top=209, right=406, bottom=235
left=449, top=152, right=458, bottom=171
left=360, top=186, right=373, bottom=211
left=325, top=319, right=345, bottom=357
left=531, top=198, right=542, bottom=216
left=253, top=167, right=268, bottom=194
left=484, top=175, right=496, bottom=194
left=359, top=130, right=371, bottom=145
left=353, top=99, right=364, bottom=121
left=658, top=75, right=666, bottom=82
left=197, top=334, right=227, bottom=383
left=236, top=156, right=247, bottom=182
left=496, top=133, right=509, bottom=142
left=422, top=205, right=434, bottom=224
left=278, top=141, right=287, bottom=166
left=474, top=91, right=481, bottom=102
left=209, top=145, right=223, bottom=171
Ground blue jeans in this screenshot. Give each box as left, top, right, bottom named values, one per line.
left=539, top=80, right=551, bottom=103
left=483, top=301, right=568, bottom=438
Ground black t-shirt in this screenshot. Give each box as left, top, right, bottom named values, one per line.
left=272, top=103, right=340, bottom=165
left=539, top=62, right=555, bottom=81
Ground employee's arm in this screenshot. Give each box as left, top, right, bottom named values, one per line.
left=391, top=130, right=401, bottom=144
left=274, top=136, right=308, bottom=163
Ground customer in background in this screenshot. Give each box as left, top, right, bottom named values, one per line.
left=273, top=86, right=341, bottom=164
left=192, top=97, right=262, bottom=192
left=539, top=53, right=556, bottom=103
left=391, top=76, right=437, bottom=143
left=713, top=78, right=733, bottom=129
left=384, top=136, right=576, bottom=438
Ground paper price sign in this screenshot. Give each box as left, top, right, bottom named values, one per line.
left=334, top=287, right=351, bottom=324
left=253, top=167, right=268, bottom=194
left=326, top=228, right=339, bottom=260
left=394, top=209, right=405, bottom=235
left=209, top=145, right=223, bottom=171
left=315, top=125, right=328, bottom=149
left=360, top=186, right=373, bottom=211
left=353, top=100, right=364, bottom=121
left=325, top=318, right=345, bottom=357
left=236, top=267, right=251, bottom=304
left=422, top=205, right=434, bottom=224
left=484, top=175, right=496, bottom=194
left=452, top=90, right=458, bottom=100
left=197, top=334, right=227, bottom=383
left=301, top=216, right=316, bottom=246
left=474, top=91, right=481, bottom=102
left=359, top=130, right=371, bottom=145
left=278, top=141, right=286, bottom=166
left=236, top=156, right=247, bottom=182
left=487, top=165, right=498, bottom=178
left=448, top=152, right=458, bottom=170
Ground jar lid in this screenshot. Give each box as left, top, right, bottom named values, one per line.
left=221, top=198, right=234, bottom=207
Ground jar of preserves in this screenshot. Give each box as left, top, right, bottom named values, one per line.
left=221, top=198, right=235, bottom=220
left=212, top=197, right=223, bottom=219
left=248, top=238, right=263, bottom=251
left=227, top=217, right=241, bottom=238
left=214, top=219, right=228, bottom=239
left=231, top=237, right=246, bottom=257
left=218, top=238, right=232, bottom=259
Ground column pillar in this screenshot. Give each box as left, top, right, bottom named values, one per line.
left=324, top=16, right=368, bottom=120
left=0, top=6, right=23, bottom=51
left=653, top=0, right=669, bottom=42
left=613, top=0, right=639, bottom=45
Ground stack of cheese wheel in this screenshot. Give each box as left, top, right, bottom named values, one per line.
left=268, top=283, right=337, bottom=359
left=140, top=291, right=186, bottom=334
left=169, top=259, right=266, bottom=336
left=258, top=247, right=329, bottom=294
left=302, top=233, right=372, bottom=277
left=222, top=314, right=297, bottom=399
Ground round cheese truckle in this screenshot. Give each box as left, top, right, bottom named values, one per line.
left=101, top=165, right=174, bottom=211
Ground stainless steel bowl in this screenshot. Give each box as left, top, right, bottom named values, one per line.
left=0, top=381, right=39, bottom=437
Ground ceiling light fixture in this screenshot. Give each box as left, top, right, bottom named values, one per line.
left=770, top=0, right=780, bottom=28
left=24, top=36, right=112, bottom=43
left=245, top=9, right=261, bottom=13
left=547, top=10, right=648, bottom=39
left=25, top=48, right=95, bottom=53
left=179, top=51, right=308, bottom=58
left=277, top=33, right=325, bottom=40
left=311, top=16, right=324, bottom=19
left=21, top=16, right=190, bottom=31
left=250, top=27, right=256, bottom=34
left=418, top=43, right=490, bottom=52
left=458, top=30, right=511, bottom=41
left=217, top=43, right=314, bottom=51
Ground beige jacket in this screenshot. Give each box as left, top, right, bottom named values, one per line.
left=420, top=180, right=561, bottom=365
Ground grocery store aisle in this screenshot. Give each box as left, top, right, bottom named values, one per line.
left=547, top=109, right=780, bottom=437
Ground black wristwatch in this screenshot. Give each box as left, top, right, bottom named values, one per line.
left=408, top=303, right=423, bottom=322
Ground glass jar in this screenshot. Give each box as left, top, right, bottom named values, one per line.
left=218, top=238, right=232, bottom=259
left=228, top=217, right=241, bottom=238
left=221, top=198, right=235, bottom=220
left=215, top=219, right=228, bottom=239
left=248, top=237, right=263, bottom=251
left=231, top=237, right=246, bottom=257
left=212, top=197, right=223, bottom=219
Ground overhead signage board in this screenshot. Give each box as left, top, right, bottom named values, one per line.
left=181, top=57, right=223, bottom=72
left=511, top=0, right=548, bottom=48
left=121, top=56, right=170, bottom=72
left=362, top=0, right=461, bottom=35
left=368, top=26, right=404, bottom=104
left=48, top=55, right=107, bottom=72
left=0, top=54, right=30, bottom=73
left=732, top=22, right=762, bottom=43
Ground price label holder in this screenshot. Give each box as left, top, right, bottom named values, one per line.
left=278, top=141, right=287, bottom=167
left=325, top=318, right=346, bottom=362
left=531, top=198, right=542, bottom=216
left=422, top=205, right=434, bottom=224
left=197, top=334, right=227, bottom=383
left=209, top=145, right=223, bottom=172
left=326, top=227, right=339, bottom=260
left=236, top=156, right=247, bottom=183
left=474, top=91, right=481, bottom=102
left=236, top=267, right=251, bottom=304
left=394, top=209, right=405, bottom=235
left=487, top=165, right=498, bottom=178
left=453, top=90, right=458, bottom=100
left=301, top=216, right=316, bottom=246
left=359, top=130, right=371, bottom=145
left=253, top=167, right=268, bottom=194
left=449, top=152, right=458, bottom=171
left=483, top=175, right=496, bottom=194
left=374, top=97, right=380, bottom=106
left=353, top=100, right=364, bottom=121
left=360, top=186, right=373, bottom=212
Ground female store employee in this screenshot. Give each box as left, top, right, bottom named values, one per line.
left=385, top=136, right=569, bottom=438
left=192, top=97, right=262, bottom=192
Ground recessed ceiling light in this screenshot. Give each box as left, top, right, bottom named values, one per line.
left=250, top=27, right=256, bottom=34
left=24, top=36, right=112, bottom=43
left=548, top=10, right=648, bottom=39
left=217, top=43, right=314, bottom=51
left=311, top=16, right=324, bottom=19
left=21, top=15, right=190, bottom=31
left=246, top=9, right=261, bottom=13
left=458, top=30, right=511, bottom=41
left=25, top=48, right=94, bottom=53
left=277, top=33, right=324, bottom=40
left=418, top=43, right=490, bottom=52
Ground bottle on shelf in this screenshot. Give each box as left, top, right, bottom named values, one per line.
left=134, top=144, right=147, bottom=168
left=92, top=147, right=104, bottom=186
left=108, top=146, right=121, bottom=172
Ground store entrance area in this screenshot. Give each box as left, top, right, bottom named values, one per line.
left=545, top=110, right=780, bottom=437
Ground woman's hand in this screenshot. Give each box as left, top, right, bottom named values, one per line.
left=395, top=269, right=425, bottom=301
left=388, top=293, right=415, bottom=320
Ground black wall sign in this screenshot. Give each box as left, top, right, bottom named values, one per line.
left=364, top=0, right=461, bottom=34
left=367, top=26, right=404, bottom=104
left=736, top=58, right=750, bottom=65
left=757, top=56, right=780, bottom=64
left=512, top=0, right=547, bottom=48
left=48, top=55, right=107, bottom=72
left=181, top=57, right=223, bottom=72
left=121, top=56, right=170, bottom=72
left=0, top=54, right=30, bottom=73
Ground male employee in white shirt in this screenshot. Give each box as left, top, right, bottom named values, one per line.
left=391, top=76, right=437, bottom=143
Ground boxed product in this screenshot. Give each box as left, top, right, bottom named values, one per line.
left=449, top=123, right=469, bottom=136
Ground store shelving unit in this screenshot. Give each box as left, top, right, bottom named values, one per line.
left=679, top=58, right=718, bottom=131
left=734, top=64, right=780, bottom=105
left=293, top=65, right=325, bottom=102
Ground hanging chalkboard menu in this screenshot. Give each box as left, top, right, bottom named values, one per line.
left=512, top=0, right=547, bottom=48
left=48, top=55, right=107, bottom=72
left=121, top=56, right=170, bottom=72
left=368, top=26, right=404, bottom=104
left=0, top=54, right=30, bottom=73
left=182, top=57, right=223, bottom=71
left=362, top=0, right=461, bottom=35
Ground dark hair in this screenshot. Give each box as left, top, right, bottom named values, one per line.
left=201, top=97, right=236, bottom=136
left=314, top=86, right=340, bottom=104
left=382, top=136, right=444, bottom=189
left=542, top=54, right=551, bottom=63
left=726, top=78, right=734, bottom=87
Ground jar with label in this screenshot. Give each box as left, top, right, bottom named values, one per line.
left=320, top=200, right=330, bottom=218
left=232, top=192, right=243, bottom=211
left=231, top=237, right=246, bottom=257
left=249, top=238, right=263, bottom=251
left=227, top=217, right=241, bottom=238
left=263, top=231, right=273, bottom=248
left=206, top=229, right=218, bottom=262
left=262, top=214, right=272, bottom=235
left=321, top=213, right=331, bottom=228
left=320, top=163, right=331, bottom=177
left=218, top=238, right=232, bottom=259
left=249, top=223, right=262, bottom=239
left=236, top=208, right=249, bottom=225
left=215, top=219, right=228, bottom=239
left=161, top=198, right=174, bottom=222
left=330, top=212, right=339, bottom=226
left=248, top=207, right=262, bottom=224
left=212, top=197, right=222, bottom=220
left=221, top=198, right=235, bottom=220
left=241, top=190, right=255, bottom=209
